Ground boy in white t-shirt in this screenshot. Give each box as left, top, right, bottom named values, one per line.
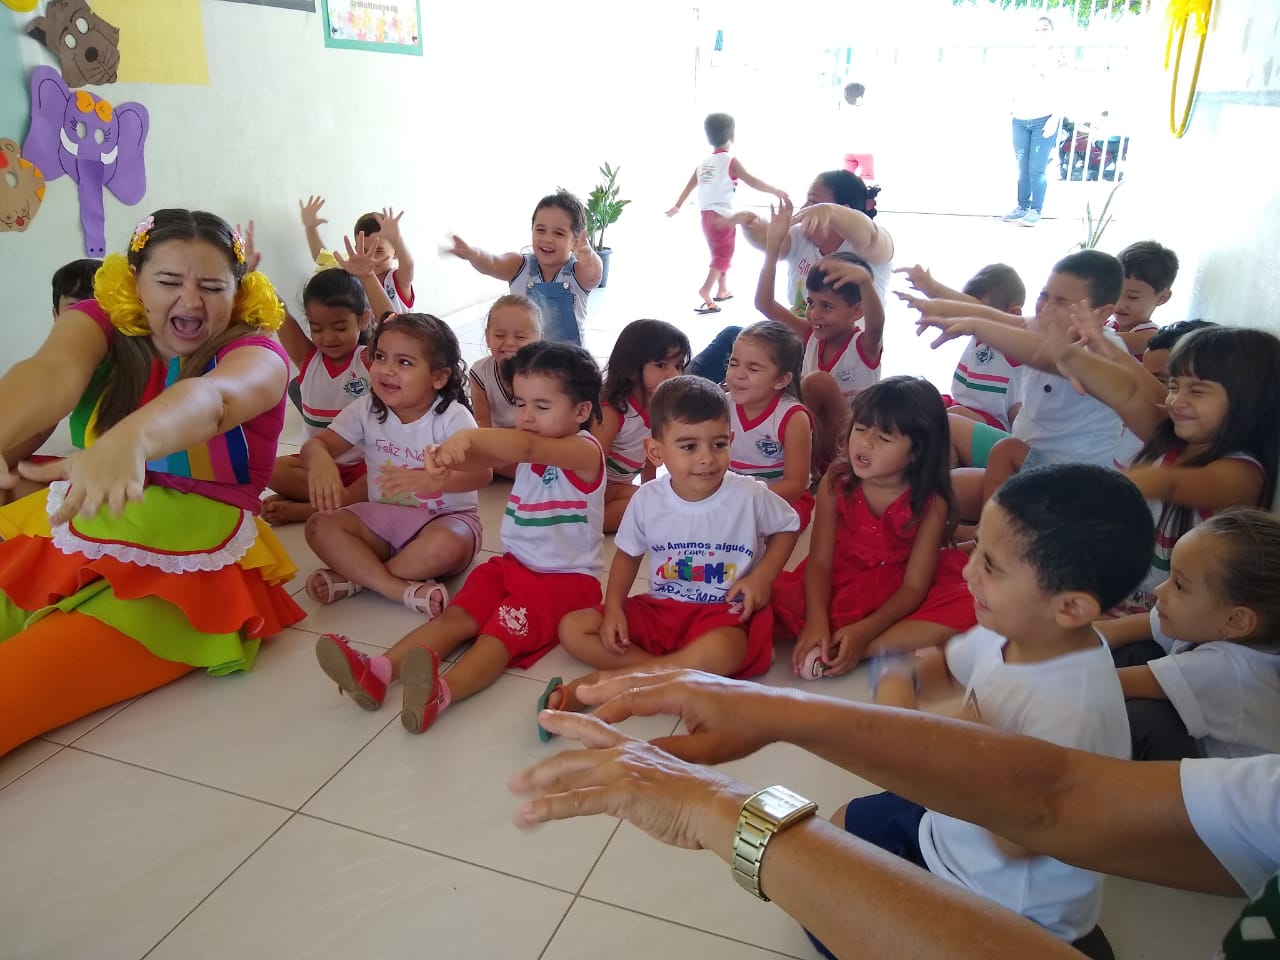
left=813, top=465, right=1154, bottom=954
left=667, top=112, right=788, bottom=314
left=552, top=376, right=800, bottom=716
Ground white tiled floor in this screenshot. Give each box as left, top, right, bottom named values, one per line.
left=1, top=214, right=1244, bottom=958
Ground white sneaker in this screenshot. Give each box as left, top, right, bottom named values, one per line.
left=1002, top=207, right=1028, bottom=221
left=1021, top=210, right=1042, bottom=226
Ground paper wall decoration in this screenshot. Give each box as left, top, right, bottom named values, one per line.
left=26, top=0, right=121, bottom=87
left=323, top=0, right=421, bottom=56
left=0, top=138, right=45, bottom=231
left=23, top=66, right=148, bottom=256
left=91, top=0, right=209, bottom=85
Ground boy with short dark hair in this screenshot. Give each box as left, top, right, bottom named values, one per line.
left=550, top=376, right=800, bottom=720
left=299, top=196, right=416, bottom=313
left=821, top=465, right=1153, bottom=953
left=50, top=257, right=101, bottom=318
left=1111, top=240, right=1179, bottom=358
left=667, top=112, right=788, bottom=314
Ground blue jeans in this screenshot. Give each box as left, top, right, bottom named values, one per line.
left=1011, top=115, right=1059, bottom=213
left=689, top=325, right=742, bottom=384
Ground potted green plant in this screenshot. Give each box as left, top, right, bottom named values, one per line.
left=585, top=162, right=629, bottom=288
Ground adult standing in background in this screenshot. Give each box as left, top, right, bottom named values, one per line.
left=1003, top=16, right=1065, bottom=227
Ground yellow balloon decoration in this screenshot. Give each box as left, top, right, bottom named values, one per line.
left=1165, top=0, right=1213, bottom=139
left=0, top=0, right=40, bottom=11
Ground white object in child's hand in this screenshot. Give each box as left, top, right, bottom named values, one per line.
left=800, top=647, right=830, bottom=680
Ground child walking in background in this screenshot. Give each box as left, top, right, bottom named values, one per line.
left=829, top=465, right=1153, bottom=955
left=757, top=198, right=884, bottom=472
left=773, top=377, right=975, bottom=677
left=595, top=319, right=692, bottom=531
left=448, top=191, right=600, bottom=344
left=302, top=314, right=489, bottom=614
left=1052, top=324, right=1280, bottom=613
left=725, top=321, right=815, bottom=528
left=469, top=294, right=542, bottom=479
left=314, top=341, right=606, bottom=734
left=1100, top=508, right=1280, bottom=761
left=1111, top=240, right=1179, bottom=359
left=299, top=196, right=416, bottom=312
left=666, top=112, right=788, bottom=314
left=553, top=376, right=799, bottom=727
left=263, top=269, right=374, bottom=525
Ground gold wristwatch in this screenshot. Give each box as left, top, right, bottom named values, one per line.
left=731, top=785, right=819, bottom=901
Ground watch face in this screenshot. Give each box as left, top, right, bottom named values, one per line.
left=754, top=786, right=809, bottom=820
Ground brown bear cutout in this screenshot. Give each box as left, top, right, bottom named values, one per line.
left=0, top=139, right=46, bottom=232
left=27, top=0, right=120, bottom=88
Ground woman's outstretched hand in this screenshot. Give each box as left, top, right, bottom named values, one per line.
left=23, top=434, right=146, bottom=524
left=571, top=668, right=789, bottom=765
left=509, top=709, right=749, bottom=856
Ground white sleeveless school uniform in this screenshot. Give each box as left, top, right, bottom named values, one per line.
left=468, top=355, right=517, bottom=429
left=803, top=331, right=881, bottom=398
left=297, top=347, right=372, bottom=465
left=697, top=151, right=737, bottom=216
left=604, top=400, right=651, bottom=483
left=729, top=395, right=811, bottom=481
left=501, top=431, right=605, bottom=578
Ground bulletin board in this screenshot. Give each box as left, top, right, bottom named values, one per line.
left=322, top=0, right=421, bottom=56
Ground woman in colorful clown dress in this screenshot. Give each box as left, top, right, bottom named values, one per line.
left=0, top=209, right=306, bottom=756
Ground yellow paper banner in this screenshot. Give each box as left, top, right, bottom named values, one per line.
left=92, top=0, right=210, bottom=85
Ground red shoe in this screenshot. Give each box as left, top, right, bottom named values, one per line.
left=315, top=633, right=386, bottom=711
left=400, top=646, right=444, bottom=734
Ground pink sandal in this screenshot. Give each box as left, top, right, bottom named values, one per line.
left=306, top=569, right=365, bottom=606
left=402, top=580, right=447, bottom=620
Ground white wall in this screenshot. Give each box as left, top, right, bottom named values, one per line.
left=0, top=0, right=698, bottom=368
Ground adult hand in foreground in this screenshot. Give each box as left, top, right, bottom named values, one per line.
left=572, top=668, right=790, bottom=765
left=510, top=709, right=750, bottom=855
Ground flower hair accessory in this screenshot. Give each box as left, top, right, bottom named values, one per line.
left=231, top=227, right=247, bottom=265
left=129, top=215, right=154, bottom=254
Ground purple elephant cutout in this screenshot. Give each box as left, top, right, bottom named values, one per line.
left=22, top=65, right=148, bottom=257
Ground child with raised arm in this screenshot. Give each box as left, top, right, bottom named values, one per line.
left=822, top=465, right=1154, bottom=956
left=1111, top=240, right=1178, bottom=359
left=313, top=341, right=606, bottom=734
left=1050, top=323, right=1279, bottom=613
left=468, top=294, right=543, bottom=479
left=666, top=112, right=788, bottom=314
left=448, top=190, right=601, bottom=344
left=299, top=196, right=416, bottom=313
left=1099, top=508, right=1280, bottom=761
left=552, top=376, right=800, bottom=727
left=756, top=197, right=884, bottom=471
left=773, top=377, right=975, bottom=677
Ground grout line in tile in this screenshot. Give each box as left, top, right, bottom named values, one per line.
left=139, top=812, right=299, bottom=960
left=533, top=896, right=578, bottom=960
left=291, top=810, right=591, bottom=898
left=294, top=708, right=404, bottom=811
left=0, top=742, right=66, bottom=794
left=574, top=894, right=809, bottom=959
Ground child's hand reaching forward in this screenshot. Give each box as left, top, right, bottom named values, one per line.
left=433, top=430, right=476, bottom=469
left=299, top=195, right=327, bottom=230
left=764, top=197, right=793, bottom=253
left=236, top=220, right=263, bottom=272
left=893, top=263, right=936, bottom=297
left=335, top=232, right=380, bottom=278
left=372, top=208, right=405, bottom=246
left=573, top=228, right=595, bottom=260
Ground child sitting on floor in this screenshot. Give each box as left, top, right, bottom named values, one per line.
left=756, top=197, right=885, bottom=471
left=551, top=376, right=800, bottom=731
left=725, top=321, right=814, bottom=528
left=1110, top=240, right=1178, bottom=359
left=815, top=464, right=1154, bottom=957
left=301, top=314, right=489, bottom=614
left=773, top=376, right=976, bottom=677
left=314, top=341, right=606, bottom=735
left=468, top=294, right=543, bottom=479
left=595, top=318, right=691, bottom=531
left=1100, top=508, right=1280, bottom=761
left=448, top=190, right=600, bottom=344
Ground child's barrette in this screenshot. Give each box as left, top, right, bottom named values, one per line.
left=129, top=215, right=154, bottom=253
left=231, top=227, right=247, bottom=265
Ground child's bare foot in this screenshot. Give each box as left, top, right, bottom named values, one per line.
left=262, top=495, right=316, bottom=526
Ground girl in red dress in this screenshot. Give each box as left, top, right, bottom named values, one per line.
left=773, top=376, right=976, bottom=677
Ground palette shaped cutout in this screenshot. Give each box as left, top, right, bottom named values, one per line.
left=0, top=138, right=46, bottom=231
left=23, top=66, right=148, bottom=257
left=26, top=0, right=122, bottom=88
